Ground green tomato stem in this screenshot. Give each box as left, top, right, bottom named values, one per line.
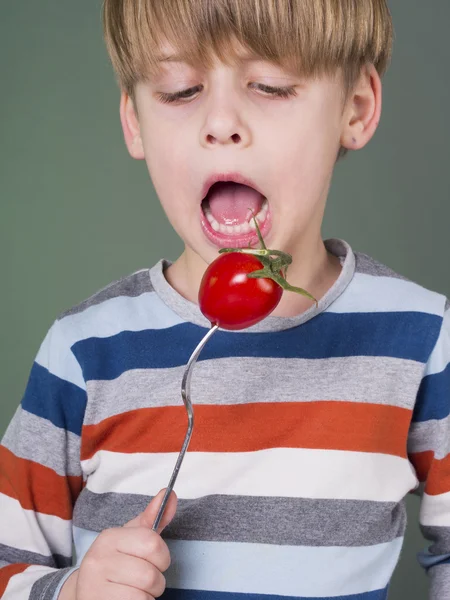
left=247, top=270, right=318, bottom=306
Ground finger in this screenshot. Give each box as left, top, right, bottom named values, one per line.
left=103, top=580, right=154, bottom=600
left=148, top=489, right=178, bottom=534
left=113, top=527, right=172, bottom=572
left=124, top=488, right=178, bottom=534
left=106, top=553, right=166, bottom=598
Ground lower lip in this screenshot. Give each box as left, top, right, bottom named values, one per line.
left=200, top=202, right=273, bottom=248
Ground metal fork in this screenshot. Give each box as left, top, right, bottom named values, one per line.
left=152, top=323, right=220, bottom=531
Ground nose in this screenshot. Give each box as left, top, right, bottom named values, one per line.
left=200, top=98, right=252, bottom=149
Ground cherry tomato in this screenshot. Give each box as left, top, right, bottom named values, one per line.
left=198, top=252, right=283, bottom=330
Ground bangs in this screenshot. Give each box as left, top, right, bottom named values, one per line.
left=103, top=0, right=393, bottom=96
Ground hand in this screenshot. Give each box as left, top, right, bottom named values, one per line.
left=59, top=488, right=177, bottom=600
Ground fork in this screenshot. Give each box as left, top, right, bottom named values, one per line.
left=152, top=323, right=220, bottom=531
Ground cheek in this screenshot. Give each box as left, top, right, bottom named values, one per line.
left=143, top=148, right=172, bottom=204
left=140, top=128, right=199, bottom=224
left=262, top=115, right=340, bottom=220
left=297, top=115, right=341, bottom=175
left=266, top=95, right=341, bottom=155
left=140, top=121, right=182, bottom=187
left=266, top=116, right=339, bottom=184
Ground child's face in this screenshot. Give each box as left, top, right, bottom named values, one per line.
left=121, top=43, right=379, bottom=265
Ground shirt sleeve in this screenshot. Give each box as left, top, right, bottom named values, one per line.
left=408, top=299, right=450, bottom=599
left=0, top=318, right=87, bottom=599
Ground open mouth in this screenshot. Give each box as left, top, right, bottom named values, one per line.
left=200, top=180, right=272, bottom=248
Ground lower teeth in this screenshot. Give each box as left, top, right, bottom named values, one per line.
left=204, top=199, right=268, bottom=234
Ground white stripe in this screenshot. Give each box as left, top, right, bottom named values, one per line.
left=2, top=565, right=56, bottom=600
left=71, top=527, right=401, bottom=598
left=420, top=490, right=450, bottom=527
left=82, top=448, right=418, bottom=503
left=329, top=273, right=445, bottom=316
left=0, top=493, right=71, bottom=559
left=423, top=309, right=450, bottom=376
left=36, top=293, right=183, bottom=389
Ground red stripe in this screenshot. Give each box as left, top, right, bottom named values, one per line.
left=0, top=445, right=82, bottom=520
left=81, top=401, right=411, bottom=460
left=409, top=450, right=450, bottom=496
left=0, top=564, right=29, bottom=596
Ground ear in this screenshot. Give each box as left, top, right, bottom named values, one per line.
left=340, top=64, right=382, bottom=151
left=120, top=91, right=145, bottom=160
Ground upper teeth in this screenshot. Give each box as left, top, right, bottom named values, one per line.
left=203, top=198, right=269, bottom=234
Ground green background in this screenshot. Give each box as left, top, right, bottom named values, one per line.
left=1, top=1, right=449, bottom=597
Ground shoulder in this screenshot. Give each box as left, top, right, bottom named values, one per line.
left=52, top=268, right=161, bottom=354
left=354, top=250, right=411, bottom=282
left=57, top=268, right=153, bottom=320
left=352, top=249, right=448, bottom=318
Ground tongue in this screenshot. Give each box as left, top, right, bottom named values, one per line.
left=206, top=182, right=264, bottom=225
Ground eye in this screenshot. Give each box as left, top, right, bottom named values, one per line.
left=156, top=86, right=202, bottom=104
left=156, top=83, right=298, bottom=104
left=250, top=83, right=298, bottom=99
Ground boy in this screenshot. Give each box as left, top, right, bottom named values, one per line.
left=1, top=1, right=449, bottom=599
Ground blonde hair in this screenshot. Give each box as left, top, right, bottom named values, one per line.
left=102, top=0, right=394, bottom=157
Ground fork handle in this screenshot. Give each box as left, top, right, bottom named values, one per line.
left=152, top=323, right=219, bottom=531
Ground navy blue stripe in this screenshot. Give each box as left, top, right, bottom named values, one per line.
left=163, top=586, right=388, bottom=600
left=71, top=312, right=441, bottom=382
left=21, top=362, right=86, bottom=435
left=413, top=363, right=450, bottom=422
left=417, top=548, right=450, bottom=570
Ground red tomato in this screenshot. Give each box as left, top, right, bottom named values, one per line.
left=198, top=252, right=283, bottom=330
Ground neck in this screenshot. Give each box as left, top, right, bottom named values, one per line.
left=270, top=240, right=342, bottom=316
left=164, top=237, right=342, bottom=319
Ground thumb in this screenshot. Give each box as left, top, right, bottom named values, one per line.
left=123, top=488, right=178, bottom=534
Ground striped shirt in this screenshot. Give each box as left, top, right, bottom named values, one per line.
left=1, top=238, right=450, bottom=600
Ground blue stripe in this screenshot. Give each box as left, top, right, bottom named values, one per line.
left=71, top=312, right=441, bottom=382
left=74, top=528, right=400, bottom=599
left=21, top=362, right=87, bottom=435
left=413, top=363, right=450, bottom=422
left=417, top=547, right=450, bottom=570
left=163, top=587, right=389, bottom=600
